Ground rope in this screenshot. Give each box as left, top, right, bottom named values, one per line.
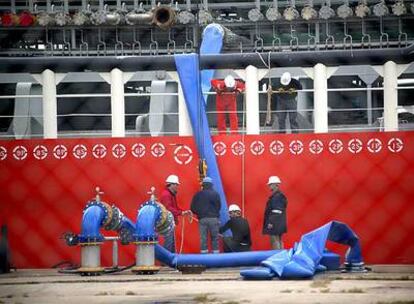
left=178, top=217, right=185, bottom=254
left=267, top=52, right=273, bottom=125
left=178, top=211, right=194, bottom=254
left=266, top=85, right=273, bottom=125
left=241, top=90, right=246, bottom=217
left=256, top=52, right=274, bottom=126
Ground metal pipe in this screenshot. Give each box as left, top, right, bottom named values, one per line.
left=79, top=30, right=89, bottom=56
left=66, top=188, right=136, bottom=274
left=379, top=16, right=389, bottom=48
left=343, top=21, right=352, bottom=50
left=2, top=45, right=414, bottom=73
left=97, top=28, right=107, bottom=56
left=324, top=20, right=334, bottom=49
left=112, top=239, right=118, bottom=268
left=127, top=11, right=154, bottom=24
left=149, top=29, right=159, bottom=55
left=78, top=203, right=106, bottom=272
left=131, top=28, right=142, bottom=55
left=132, top=200, right=168, bottom=274
left=272, top=24, right=281, bottom=51
left=114, top=28, right=124, bottom=56
left=307, top=23, right=316, bottom=50
left=361, top=19, right=371, bottom=48
left=153, top=6, right=176, bottom=30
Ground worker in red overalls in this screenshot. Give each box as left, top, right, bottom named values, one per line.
left=211, top=75, right=245, bottom=134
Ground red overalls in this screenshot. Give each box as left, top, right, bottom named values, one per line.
left=211, top=79, right=245, bottom=134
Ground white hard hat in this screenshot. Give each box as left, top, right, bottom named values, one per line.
left=224, top=75, right=236, bottom=88
left=165, top=174, right=180, bottom=184
left=229, top=204, right=241, bottom=212
left=267, top=176, right=281, bottom=185
left=280, top=72, right=292, bottom=86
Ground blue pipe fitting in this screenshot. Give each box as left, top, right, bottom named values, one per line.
left=134, top=201, right=162, bottom=243
left=84, top=200, right=111, bottom=225
left=79, top=202, right=107, bottom=243
left=117, top=216, right=136, bottom=245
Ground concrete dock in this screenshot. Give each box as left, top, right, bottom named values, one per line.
left=0, top=267, right=414, bottom=304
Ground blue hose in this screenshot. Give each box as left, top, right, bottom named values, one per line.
left=117, top=215, right=136, bottom=244
left=174, top=54, right=230, bottom=231
left=200, top=23, right=224, bottom=102
left=155, top=244, right=280, bottom=268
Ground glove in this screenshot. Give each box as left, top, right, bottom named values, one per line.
left=183, top=210, right=192, bottom=216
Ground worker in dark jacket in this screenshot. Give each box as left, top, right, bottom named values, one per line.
left=269, top=72, right=302, bottom=133
left=219, top=204, right=251, bottom=252
left=262, top=176, right=288, bottom=249
left=190, top=177, right=221, bottom=253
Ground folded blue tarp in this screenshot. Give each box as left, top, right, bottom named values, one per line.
left=241, top=221, right=363, bottom=279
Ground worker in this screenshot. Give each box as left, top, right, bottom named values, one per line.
left=190, top=176, right=221, bottom=253
left=262, top=176, right=288, bottom=249
left=211, top=75, right=245, bottom=134
left=219, top=204, right=252, bottom=252
left=270, top=72, right=302, bottom=133
left=159, top=174, right=191, bottom=253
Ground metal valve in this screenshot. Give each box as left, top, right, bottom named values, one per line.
left=95, top=187, right=104, bottom=202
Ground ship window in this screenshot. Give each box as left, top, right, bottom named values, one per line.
left=56, top=79, right=111, bottom=138
left=328, top=66, right=384, bottom=133
left=124, top=79, right=179, bottom=137
left=0, top=80, right=43, bottom=140
left=0, top=84, right=17, bottom=137
left=124, top=81, right=151, bottom=136
left=397, top=68, right=414, bottom=131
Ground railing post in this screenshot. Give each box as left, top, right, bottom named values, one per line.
left=110, top=68, right=125, bottom=137
left=314, top=63, right=328, bottom=133
left=383, top=61, right=398, bottom=131
left=245, top=65, right=260, bottom=134
left=42, top=69, right=58, bottom=139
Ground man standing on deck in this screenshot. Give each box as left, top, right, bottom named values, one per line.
left=262, top=176, right=288, bottom=249
left=270, top=72, right=302, bottom=133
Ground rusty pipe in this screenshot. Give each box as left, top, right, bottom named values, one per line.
left=153, top=6, right=175, bottom=30
left=125, top=6, right=175, bottom=30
